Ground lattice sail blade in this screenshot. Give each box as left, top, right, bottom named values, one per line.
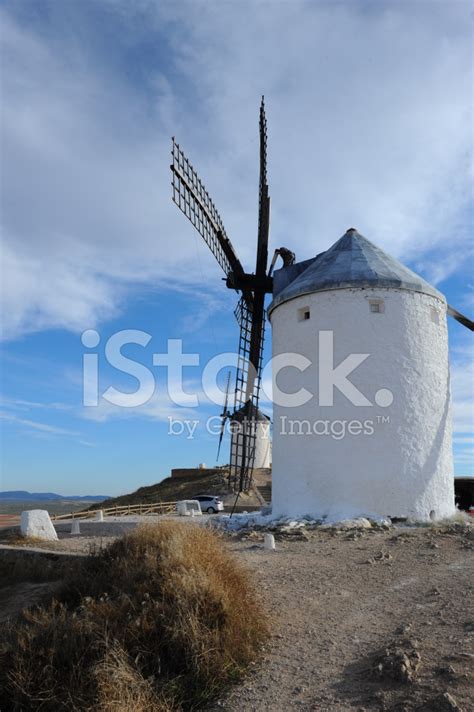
left=255, top=96, right=270, bottom=279
left=229, top=297, right=266, bottom=492
left=171, top=138, right=244, bottom=276
left=227, top=99, right=271, bottom=493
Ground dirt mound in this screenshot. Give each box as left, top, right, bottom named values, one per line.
left=372, top=632, right=421, bottom=683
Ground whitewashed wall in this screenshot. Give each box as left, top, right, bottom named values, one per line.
left=254, top=421, right=272, bottom=469
left=269, top=288, right=455, bottom=521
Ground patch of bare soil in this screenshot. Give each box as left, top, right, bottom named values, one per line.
left=214, top=524, right=473, bottom=711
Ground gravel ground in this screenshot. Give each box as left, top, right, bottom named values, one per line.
left=0, top=514, right=212, bottom=553
left=214, top=524, right=474, bottom=711
left=1, top=518, right=472, bottom=710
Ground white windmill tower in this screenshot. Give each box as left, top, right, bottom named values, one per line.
left=215, top=373, right=272, bottom=472
left=268, top=228, right=473, bottom=522
left=171, top=101, right=472, bottom=518
left=229, top=405, right=271, bottom=470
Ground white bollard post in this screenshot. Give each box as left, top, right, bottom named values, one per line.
left=20, top=510, right=58, bottom=541
left=264, top=533, right=276, bottom=551
left=71, top=520, right=81, bottom=535
left=95, top=510, right=104, bottom=522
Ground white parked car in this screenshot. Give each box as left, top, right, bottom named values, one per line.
left=193, top=495, right=224, bottom=514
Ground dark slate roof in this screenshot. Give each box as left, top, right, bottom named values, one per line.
left=268, top=228, right=443, bottom=314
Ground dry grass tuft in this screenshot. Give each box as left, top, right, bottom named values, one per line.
left=434, top=510, right=472, bottom=526
left=0, top=528, right=45, bottom=546
left=93, top=643, right=173, bottom=712
left=0, top=522, right=267, bottom=711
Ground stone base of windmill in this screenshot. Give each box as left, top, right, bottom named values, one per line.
left=20, top=510, right=58, bottom=541
left=209, top=509, right=395, bottom=536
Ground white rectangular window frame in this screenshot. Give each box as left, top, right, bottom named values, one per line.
left=368, top=298, right=385, bottom=313
left=430, top=307, right=440, bottom=324
left=297, top=307, right=311, bottom=322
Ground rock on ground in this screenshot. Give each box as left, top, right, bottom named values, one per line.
left=20, top=510, right=58, bottom=541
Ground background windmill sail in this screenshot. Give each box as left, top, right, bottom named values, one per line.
left=216, top=370, right=232, bottom=463
left=170, top=98, right=276, bottom=493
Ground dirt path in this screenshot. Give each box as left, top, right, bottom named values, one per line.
left=1, top=520, right=472, bottom=710
left=216, top=526, right=473, bottom=711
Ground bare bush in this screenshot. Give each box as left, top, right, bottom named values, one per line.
left=0, top=522, right=267, bottom=711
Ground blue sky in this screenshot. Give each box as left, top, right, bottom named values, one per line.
left=1, top=0, right=473, bottom=495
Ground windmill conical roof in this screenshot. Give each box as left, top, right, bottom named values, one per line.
left=268, top=228, right=443, bottom=314
left=231, top=405, right=271, bottom=422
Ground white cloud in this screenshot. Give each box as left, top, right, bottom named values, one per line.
left=0, top=411, right=79, bottom=437
left=0, top=397, right=72, bottom=412
left=79, top=388, right=198, bottom=424
left=77, top=365, right=272, bottom=424
left=0, top=403, right=93, bottom=445
left=0, top=1, right=472, bottom=340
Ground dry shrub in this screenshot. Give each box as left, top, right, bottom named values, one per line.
left=93, top=643, right=173, bottom=712
left=0, top=522, right=267, bottom=711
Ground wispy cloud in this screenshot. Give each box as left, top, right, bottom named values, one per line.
left=0, top=397, right=72, bottom=412
left=1, top=2, right=472, bottom=339
left=0, top=403, right=94, bottom=446
left=415, top=251, right=474, bottom=288
left=78, top=389, right=198, bottom=424
left=0, top=412, right=79, bottom=437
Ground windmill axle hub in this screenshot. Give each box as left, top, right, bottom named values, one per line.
left=226, top=272, right=273, bottom=294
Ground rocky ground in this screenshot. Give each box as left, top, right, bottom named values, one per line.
left=1, top=518, right=472, bottom=711
left=215, top=522, right=473, bottom=711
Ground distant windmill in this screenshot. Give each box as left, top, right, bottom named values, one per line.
left=171, top=98, right=288, bottom=492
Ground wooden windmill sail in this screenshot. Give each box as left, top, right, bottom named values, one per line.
left=171, top=98, right=291, bottom=492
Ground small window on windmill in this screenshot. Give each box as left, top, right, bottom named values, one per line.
left=298, top=307, right=311, bottom=322
left=430, top=307, right=440, bottom=325
left=369, top=299, right=384, bottom=314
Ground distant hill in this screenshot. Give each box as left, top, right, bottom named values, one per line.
left=86, top=471, right=230, bottom=511
left=85, top=468, right=271, bottom=513
left=0, top=491, right=110, bottom=501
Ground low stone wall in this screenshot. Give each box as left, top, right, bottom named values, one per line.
left=227, top=504, right=261, bottom=514
left=0, top=545, right=85, bottom=584
left=170, top=468, right=223, bottom=479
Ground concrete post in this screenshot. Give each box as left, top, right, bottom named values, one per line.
left=71, top=520, right=81, bottom=535
left=264, top=533, right=276, bottom=550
